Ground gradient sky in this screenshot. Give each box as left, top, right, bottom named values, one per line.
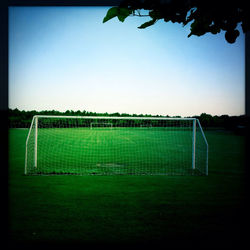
left=9, top=6, right=245, bottom=116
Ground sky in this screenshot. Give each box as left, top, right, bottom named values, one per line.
left=9, top=6, right=245, bottom=117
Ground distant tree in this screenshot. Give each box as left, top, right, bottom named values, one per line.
left=199, top=113, right=214, bottom=127
left=103, top=0, right=250, bottom=43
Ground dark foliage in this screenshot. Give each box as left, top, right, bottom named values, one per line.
left=103, top=0, right=250, bottom=43
left=8, top=108, right=249, bottom=134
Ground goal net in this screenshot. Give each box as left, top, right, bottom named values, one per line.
left=25, top=116, right=208, bottom=175
left=90, top=122, right=112, bottom=129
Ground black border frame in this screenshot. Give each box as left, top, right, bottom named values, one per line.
left=2, top=1, right=250, bottom=249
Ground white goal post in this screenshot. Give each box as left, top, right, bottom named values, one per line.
left=25, top=115, right=208, bottom=176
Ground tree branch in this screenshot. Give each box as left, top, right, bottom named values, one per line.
left=132, top=14, right=150, bottom=17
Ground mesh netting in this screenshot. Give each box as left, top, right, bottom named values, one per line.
left=25, top=116, right=208, bottom=175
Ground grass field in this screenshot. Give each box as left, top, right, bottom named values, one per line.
left=8, top=128, right=247, bottom=248
left=26, top=127, right=206, bottom=175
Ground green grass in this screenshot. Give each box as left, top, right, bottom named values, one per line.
left=8, top=128, right=247, bottom=248
left=26, top=127, right=206, bottom=175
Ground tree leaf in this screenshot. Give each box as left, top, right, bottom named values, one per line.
left=225, top=29, right=240, bottom=43
left=117, top=8, right=132, bottom=22
left=138, top=19, right=156, bottom=29
left=210, top=25, right=221, bottom=34
left=188, top=19, right=207, bottom=37
left=103, top=7, right=119, bottom=23
left=149, top=10, right=163, bottom=19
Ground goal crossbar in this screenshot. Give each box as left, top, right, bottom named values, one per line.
left=33, top=115, right=197, bottom=120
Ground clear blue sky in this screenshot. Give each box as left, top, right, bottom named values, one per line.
left=9, top=6, right=245, bottom=116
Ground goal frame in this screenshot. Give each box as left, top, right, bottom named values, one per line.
left=25, top=115, right=208, bottom=175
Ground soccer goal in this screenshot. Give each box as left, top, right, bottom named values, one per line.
left=25, top=115, right=208, bottom=175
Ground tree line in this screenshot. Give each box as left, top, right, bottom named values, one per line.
left=8, top=108, right=248, bottom=133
